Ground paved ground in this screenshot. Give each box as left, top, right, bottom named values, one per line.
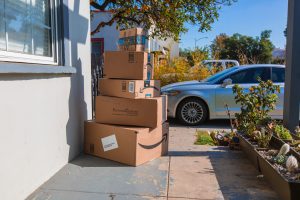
left=27, top=120, right=279, bottom=200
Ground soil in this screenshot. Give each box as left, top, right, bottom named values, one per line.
left=258, top=149, right=300, bottom=182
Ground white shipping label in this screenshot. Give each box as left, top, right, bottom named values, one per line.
left=101, top=135, right=118, bottom=152
left=128, top=81, right=135, bottom=93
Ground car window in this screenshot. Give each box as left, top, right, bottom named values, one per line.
left=203, top=67, right=239, bottom=82
left=272, top=67, right=285, bottom=83
left=221, top=67, right=271, bottom=84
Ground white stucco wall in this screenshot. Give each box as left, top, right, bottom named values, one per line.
left=154, top=37, right=180, bottom=60
left=91, top=12, right=119, bottom=51
left=0, top=1, right=91, bottom=200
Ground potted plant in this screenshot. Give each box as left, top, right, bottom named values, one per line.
left=232, top=79, right=280, bottom=169
left=256, top=144, right=300, bottom=200
left=232, top=79, right=300, bottom=199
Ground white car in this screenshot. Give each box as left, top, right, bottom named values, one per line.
left=162, top=64, right=288, bottom=126
left=202, top=59, right=240, bottom=71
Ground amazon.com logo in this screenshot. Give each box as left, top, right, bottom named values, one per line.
left=112, top=108, right=138, bottom=116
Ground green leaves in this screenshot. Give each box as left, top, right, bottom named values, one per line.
left=91, top=0, right=237, bottom=40
left=211, top=30, right=275, bottom=64
left=274, top=125, right=293, bottom=140
left=233, top=79, right=280, bottom=136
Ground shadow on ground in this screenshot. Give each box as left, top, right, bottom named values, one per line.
left=169, top=147, right=278, bottom=200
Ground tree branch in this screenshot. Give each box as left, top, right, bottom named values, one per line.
left=90, top=0, right=112, bottom=11
left=91, top=10, right=143, bottom=35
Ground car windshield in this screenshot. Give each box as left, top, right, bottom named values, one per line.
left=201, top=67, right=239, bottom=83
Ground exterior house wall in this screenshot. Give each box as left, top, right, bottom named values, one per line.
left=0, top=1, right=91, bottom=200
left=155, top=37, right=180, bottom=60
left=91, top=12, right=119, bottom=52
left=91, top=12, right=179, bottom=60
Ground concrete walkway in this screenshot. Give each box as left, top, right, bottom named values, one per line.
left=27, top=120, right=278, bottom=200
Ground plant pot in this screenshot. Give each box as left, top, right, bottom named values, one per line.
left=238, top=133, right=260, bottom=170
left=256, top=149, right=300, bottom=200
left=270, top=136, right=300, bottom=161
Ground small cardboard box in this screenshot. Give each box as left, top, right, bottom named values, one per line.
left=95, top=95, right=167, bottom=128
left=119, top=28, right=146, bottom=38
left=99, top=79, right=161, bottom=99
left=84, top=121, right=169, bottom=166
left=104, top=51, right=153, bottom=80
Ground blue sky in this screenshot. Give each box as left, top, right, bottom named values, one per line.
left=180, top=0, right=288, bottom=50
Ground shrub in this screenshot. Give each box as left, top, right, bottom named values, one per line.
left=232, top=78, right=280, bottom=137
left=274, top=124, right=293, bottom=140
left=195, top=130, right=216, bottom=146
left=154, top=58, right=211, bottom=87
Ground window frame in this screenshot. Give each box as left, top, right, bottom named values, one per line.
left=0, top=0, right=59, bottom=65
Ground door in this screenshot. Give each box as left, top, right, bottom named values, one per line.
left=214, top=67, right=271, bottom=117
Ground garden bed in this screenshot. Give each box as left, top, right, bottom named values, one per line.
left=270, top=136, right=300, bottom=161
left=256, top=148, right=300, bottom=200
left=238, top=133, right=260, bottom=170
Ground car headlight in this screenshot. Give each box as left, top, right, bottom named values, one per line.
left=161, top=90, right=181, bottom=96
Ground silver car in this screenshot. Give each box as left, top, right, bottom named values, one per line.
left=161, top=64, right=287, bottom=126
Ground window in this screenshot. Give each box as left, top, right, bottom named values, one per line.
left=222, top=67, right=271, bottom=84
left=272, top=67, right=285, bottom=83
left=0, top=0, right=58, bottom=64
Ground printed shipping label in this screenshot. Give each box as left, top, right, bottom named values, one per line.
left=128, top=81, right=135, bottom=93
left=101, top=135, right=118, bottom=152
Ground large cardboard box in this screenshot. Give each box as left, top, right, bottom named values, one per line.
left=84, top=121, right=169, bottom=166
left=99, top=79, right=161, bottom=99
left=104, top=51, right=153, bottom=80
left=95, top=95, right=167, bottom=128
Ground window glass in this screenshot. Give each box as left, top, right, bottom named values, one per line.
left=227, top=67, right=270, bottom=84
left=32, top=0, right=52, bottom=56
left=203, top=66, right=239, bottom=83
left=0, top=0, right=6, bottom=50
left=272, top=67, right=285, bottom=83
left=1, top=0, right=52, bottom=56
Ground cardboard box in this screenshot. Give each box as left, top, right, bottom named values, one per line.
left=95, top=95, right=167, bottom=128
left=84, top=121, right=169, bottom=166
left=99, top=79, right=161, bottom=99
left=118, top=33, right=148, bottom=52
left=119, top=28, right=146, bottom=38
left=118, top=35, right=147, bottom=46
left=104, top=51, right=153, bottom=80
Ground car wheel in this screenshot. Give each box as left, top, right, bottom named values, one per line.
left=177, top=98, right=208, bottom=126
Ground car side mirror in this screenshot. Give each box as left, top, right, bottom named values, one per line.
left=222, top=78, right=232, bottom=87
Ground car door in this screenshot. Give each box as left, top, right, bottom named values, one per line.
left=214, top=67, right=271, bottom=117
left=270, top=67, right=285, bottom=118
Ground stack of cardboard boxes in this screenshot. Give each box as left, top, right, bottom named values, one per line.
left=84, top=28, right=169, bottom=166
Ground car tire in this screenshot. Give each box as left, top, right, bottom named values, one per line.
left=176, top=97, right=208, bottom=126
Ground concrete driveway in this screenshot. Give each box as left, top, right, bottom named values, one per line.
left=27, top=120, right=278, bottom=200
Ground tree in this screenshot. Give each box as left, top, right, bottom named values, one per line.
left=210, top=33, right=228, bottom=59
left=211, top=30, right=275, bottom=64
left=179, top=47, right=209, bottom=67
left=90, top=0, right=236, bottom=40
